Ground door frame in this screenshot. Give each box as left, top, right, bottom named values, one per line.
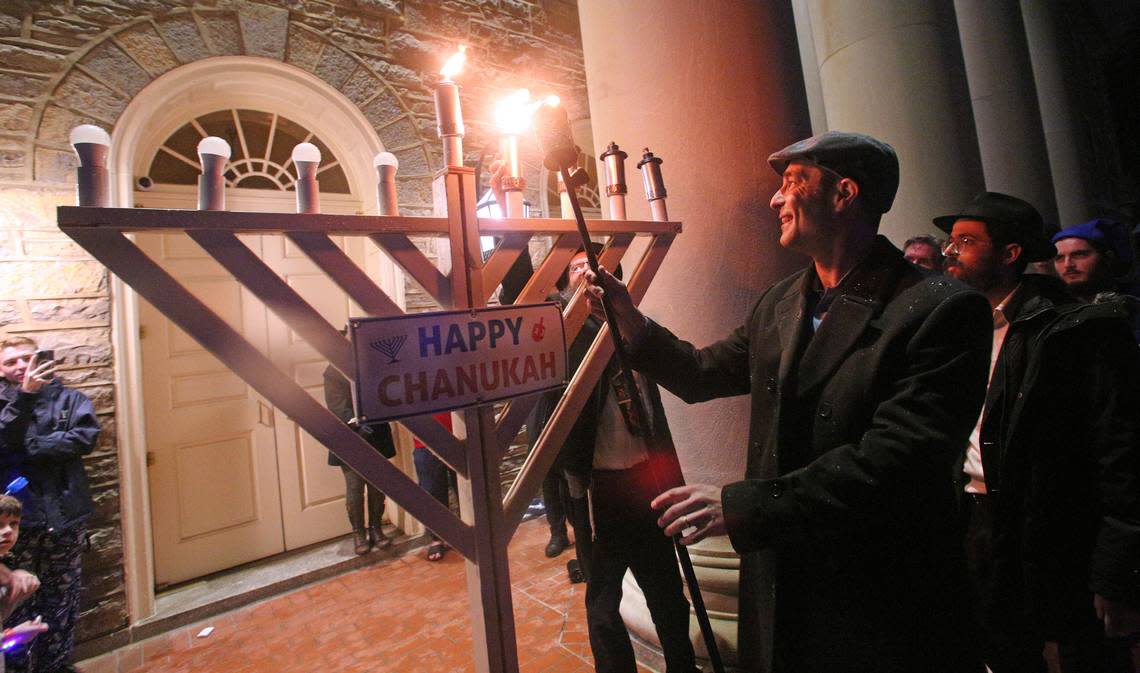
left=108, top=57, right=400, bottom=622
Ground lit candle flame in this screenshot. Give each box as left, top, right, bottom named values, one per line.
left=495, top=89, right=534, bottom=135
left=439, top=45, right=467, bottom=81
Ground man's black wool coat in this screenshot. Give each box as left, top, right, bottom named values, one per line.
left=630, top=236, right=992, bottom=673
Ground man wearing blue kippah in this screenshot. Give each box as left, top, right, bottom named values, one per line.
left=1052, top=218, right=1139, bottom=342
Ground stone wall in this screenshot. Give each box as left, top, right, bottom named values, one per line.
left=0, top=0, right=587, bottom=647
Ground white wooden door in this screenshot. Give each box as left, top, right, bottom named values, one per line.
left=137, top=185, right=368, bottom=582
left=136, top=218, right=285, bottom=586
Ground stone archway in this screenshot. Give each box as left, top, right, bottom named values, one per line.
left=30, top=6, right=438, bottom=213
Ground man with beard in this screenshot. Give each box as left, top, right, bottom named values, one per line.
left=937, top=192, right=1140, bottom=673
left=1051, top=218, right=1139, bottom=342
left=587, top=131, right=991, bottom=672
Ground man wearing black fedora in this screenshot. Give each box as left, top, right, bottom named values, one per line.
left=937, top=192, right=1140, bottom=673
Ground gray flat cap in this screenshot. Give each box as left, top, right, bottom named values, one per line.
left=768, top=131, right=899, bottom=214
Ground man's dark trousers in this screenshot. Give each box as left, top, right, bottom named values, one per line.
left=584, top=462, right=695, bottom=673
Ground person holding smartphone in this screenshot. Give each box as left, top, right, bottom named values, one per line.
left=0, top=336, right=98, bottom=673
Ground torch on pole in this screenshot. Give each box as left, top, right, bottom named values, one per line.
left=533, top=104, right=726, bottom=673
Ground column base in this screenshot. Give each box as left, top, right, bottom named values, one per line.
left=619, top=536, right=741, bottom=671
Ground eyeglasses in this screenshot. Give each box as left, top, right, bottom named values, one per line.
left=941, top=235, right=988, bottom=256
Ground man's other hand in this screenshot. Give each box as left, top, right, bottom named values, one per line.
left=488, top=158, right=507, bottom=209
left=1094, top=593, right=1140, bottom=638
left=583, top=266, right=647, bottom=345
left=651, top=484, right=726, bottom=545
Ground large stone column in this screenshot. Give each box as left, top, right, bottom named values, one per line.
left=1020, top=0, right=1091, bottom=226
left=955, top=0, right=1059, bottom=224
left=578, top=1, right=812, bottom=668
left=806, top=0, right=985, bottom=242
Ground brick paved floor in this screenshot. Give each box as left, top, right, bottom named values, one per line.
left=80, top=518, right=654, bottom=673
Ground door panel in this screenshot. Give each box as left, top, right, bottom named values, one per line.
left=258, top=216, right=366, bottom=550
left=139, top=230, right=284, bottom=585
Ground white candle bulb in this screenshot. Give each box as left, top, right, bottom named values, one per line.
left=197, top=136, right=231, bottom=159
left=291, top=142, right=321, bottom=164
left=373, top=152, right=399, bottom=168
left=69, top=124, right=110, bottom=147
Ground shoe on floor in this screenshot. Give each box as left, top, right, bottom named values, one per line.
left=369, top=525, right=392, bottom=550
left=353, top=528, right=371, bottom=555
left=567, top=558, right=586, bottom=584
left=545, top=531, right=569, bottom=558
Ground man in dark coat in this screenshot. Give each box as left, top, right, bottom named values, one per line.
left=0, top=336, right=98, bottom=673
left=554, top=247, right=697, bottom=673
left=587, top=131, right=992, bottom=672
left=937, top=193, right=1140, bottom=673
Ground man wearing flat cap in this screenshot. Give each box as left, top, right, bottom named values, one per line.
left=585, top=131, right=991, bottom=672
left=937, top=192, right=1140, bottom=673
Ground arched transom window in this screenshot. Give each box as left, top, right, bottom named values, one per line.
left=145, top=109, right=351, bottom=193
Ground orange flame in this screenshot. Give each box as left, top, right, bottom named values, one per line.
left=495, top=89, right=534, bottom=135
left=439, top=45, right=467, bottom=81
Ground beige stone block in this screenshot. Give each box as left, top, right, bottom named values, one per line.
left=23, top=236, right=88, bottom=259
left=200, top=11, right=243, bottom=56
left=340, top=66, right=383, bottom=107
left=0, top=43, right=66, bottom=74
left=0, top=148, right=27, bottom=171
left=286, top=23, right=324, bottom=71
left=78, top=383, right=114, bottom=413
left=395, top=175, right=433, bottom=209
left=238, top=1, right=289, bottom=60
left=0, top=300, right=21, bottom=327
left=314, top=44, right=358, bottom=89
left=52, top=69, right=128, bottom=125
left=361, top=88, right=405, bottom=130
left=37, top=105, right=105, bottom=148
left=34, top=147, right=77, bottom=183
left=0, top=72, right=51, bottom=100
left=0, top=102, right=33, bottom=132
left=28, top=297, right=111, bottom=324
left=0, top=187, right=72, bottom=230
left=393, top=146, right=430, bottom=177
left=155, top=13, right=212, bottom=64
left=377, top=116, right=421, bottom=152
left=0, top=260, right=107, bottom=297
left=115, top=23, right=181, bottom=77
left=81, top=41, right=152, bottom=98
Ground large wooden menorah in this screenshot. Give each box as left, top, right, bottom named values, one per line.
left=58, top=144, right=678, bottom=671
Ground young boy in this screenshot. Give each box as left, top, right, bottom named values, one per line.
left=0, top=495, right=47, bottom=673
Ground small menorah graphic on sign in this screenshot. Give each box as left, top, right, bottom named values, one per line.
left=370, top=335, right=407, bottom=364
